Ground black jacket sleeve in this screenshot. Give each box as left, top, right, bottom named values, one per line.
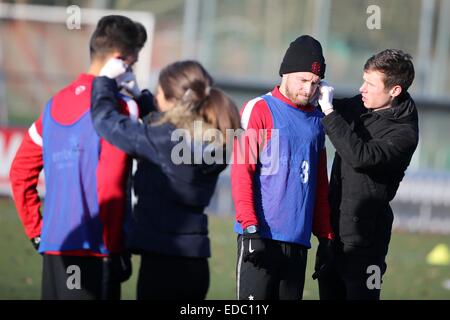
left=322, top=110, right=417, bottom=172
left=91, top=76, right=161, bottom=163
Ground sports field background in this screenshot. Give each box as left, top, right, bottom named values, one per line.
left=1, top=197, right=449, bottom=300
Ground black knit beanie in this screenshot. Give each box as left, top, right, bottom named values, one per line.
left=279, top=35, right=326, bottom=78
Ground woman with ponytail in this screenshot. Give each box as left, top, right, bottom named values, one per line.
left=90, top=60, right=240, bottom=300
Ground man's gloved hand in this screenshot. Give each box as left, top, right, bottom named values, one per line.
left=312, top=238, right=335, bottom=280
left=110, top=251, right=132, bottom=283
left=318, top=80, right=335, bottom=115
left=242, top=231, right=266, bottom=267
left=31, top=236, right=41, bottom=251
left=99, top=58, right=128, bottom=80
left=116, top=71, right=141, bottom=98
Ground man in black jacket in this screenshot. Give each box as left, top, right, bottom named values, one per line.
left=314, top=49, right=419, bottom=300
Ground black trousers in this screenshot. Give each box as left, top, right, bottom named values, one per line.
left=41, top=254, right=121, bottom=300
left=236, top=235, right=308, bottom=300
left=137, top=252, right=209, bottom=300
left=317, top=251, right=387, bottom=300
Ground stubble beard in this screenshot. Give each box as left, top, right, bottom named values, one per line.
left=286, top=86, right=309, bottom=106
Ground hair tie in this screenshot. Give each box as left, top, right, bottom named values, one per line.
left=182, top=88, right=194, bottom=101
left=205, top=86, right=211, bottom=96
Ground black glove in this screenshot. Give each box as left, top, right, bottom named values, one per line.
left=312, top=238, right=335, bottom=280
left=110, top=252, right=132, bottom=283
left=242, top=232, right=266, bottom=267
left=136, top=89, right=156, bottom=117
left=30, top=236, right=41, bottom=251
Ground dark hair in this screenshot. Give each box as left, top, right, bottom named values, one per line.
left=158, top=60, right=241, bottom=142
left=364, top=49, right=415, bottom=92
left=89, top=15, right=147, bottom=60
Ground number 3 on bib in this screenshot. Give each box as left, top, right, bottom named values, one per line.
left=301, top=160, right=309, bottom=184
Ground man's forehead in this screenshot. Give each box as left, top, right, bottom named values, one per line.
left=292, top=71, right=320, bottom=81
left=363, top=69, right=385, bottom=81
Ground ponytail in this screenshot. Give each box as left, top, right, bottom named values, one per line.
left=155, top=60, right=241, bottom=146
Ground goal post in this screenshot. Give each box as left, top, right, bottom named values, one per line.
left=0, top=2, right=155, bottom=125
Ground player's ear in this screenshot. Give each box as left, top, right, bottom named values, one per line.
left=389, top=84, right=402, bottom=98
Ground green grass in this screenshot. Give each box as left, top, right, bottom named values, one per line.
left=1, top=197, right=450, bottom=300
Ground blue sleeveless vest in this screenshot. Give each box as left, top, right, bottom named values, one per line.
left=39, top=99, right=107, bottom=254
left=235, top=94, right=325, bottom=247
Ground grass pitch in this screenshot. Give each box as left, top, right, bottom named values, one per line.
left=1, top=197, right=449, bottom=300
